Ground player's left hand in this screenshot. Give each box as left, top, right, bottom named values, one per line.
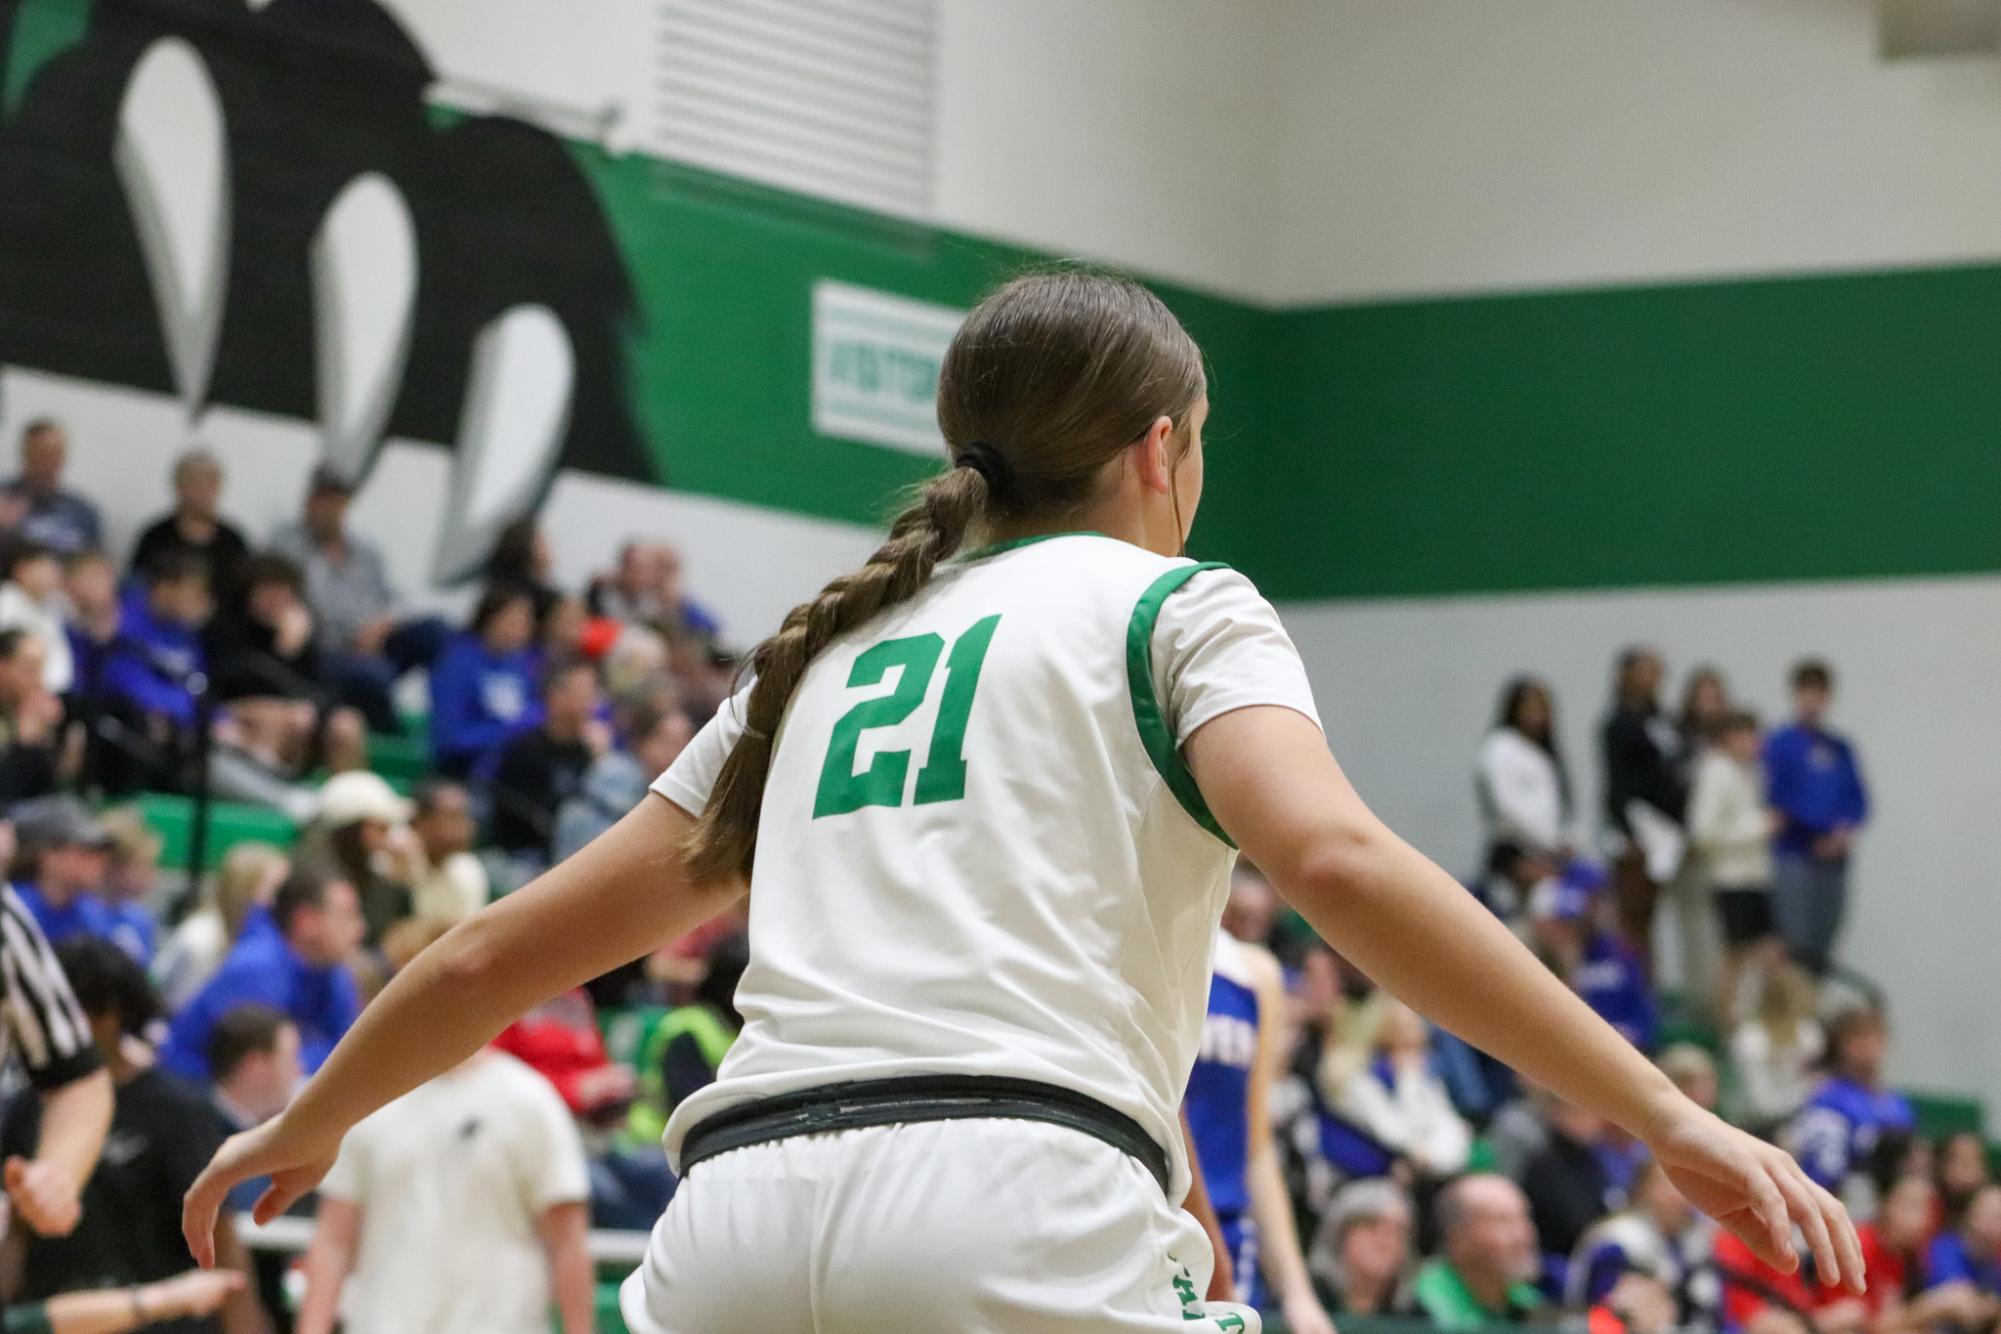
left=5, top=1155, right=81, bottom=1235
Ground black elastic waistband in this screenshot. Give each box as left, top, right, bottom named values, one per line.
left=679, top=1074, right=1172, bottom=1195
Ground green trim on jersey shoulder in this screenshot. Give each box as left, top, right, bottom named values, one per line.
left=956, top=530, right=1111, bottom=562
left=1127, top=560, right=1236, bottom=848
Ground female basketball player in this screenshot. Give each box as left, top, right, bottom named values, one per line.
left=1186, top=876, right=1336, bottom=1332
left=185, top=273, right=1862, bottom=1332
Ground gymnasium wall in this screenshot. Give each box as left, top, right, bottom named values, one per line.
left=1260, top=0, right=2001, bottom=303
left=1239, top=0, right=2001, bottom=1109
left=0, top=0, right=1991, bottom=1105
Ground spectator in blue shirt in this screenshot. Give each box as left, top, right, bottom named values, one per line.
left=60, top=549, right=121, bottom=706
left=1529, top=862, right=1659, bottom=1052
left=1927, top=1183, right=2001, bottom=1294
left=1788, top=1006, right=1914, bottom=1200
left=0, top=420, right=102, bottom=556
left=159, top=865, right=365, bottom=1081
left=99, top=552, right=211, bottom=735
left=428, top=583, right=543, bottom=779
left=1764, top=659, right=1868, bottom=975
left=98, top=807, right=163, bottom=966
left=7, top=797, right=123, bottom=955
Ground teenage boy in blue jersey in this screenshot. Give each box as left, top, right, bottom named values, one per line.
left=1763, top=660, right=1868, bottom=976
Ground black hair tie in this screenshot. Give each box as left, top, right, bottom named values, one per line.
left=955, top=440, right=1018, bottom=505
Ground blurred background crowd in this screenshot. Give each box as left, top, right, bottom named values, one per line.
left=0, top=420, right=1970, bottom=1334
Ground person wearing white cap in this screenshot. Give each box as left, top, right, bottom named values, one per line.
left=297, top=772, right=419, bottom=948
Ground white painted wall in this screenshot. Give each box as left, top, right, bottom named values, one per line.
left=391, top=0, right=653, bottom=149
left=931, top=0, right=1278, bottom=295
left=1280, top=576, right=2001, bottom=1110
left=399, top=0, right=1284, bottom=295
left=400, top=0, right=2001, bottom=305
left=1262, top=0, right=2001, bottom=302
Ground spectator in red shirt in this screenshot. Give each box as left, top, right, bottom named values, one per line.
left=1714, top=1225, right=1865, bottom=1334
left=1855, top=1173, right=2000, bottom=1334
left=493, top=987, right=671, bottom=1231
left=493, top=987, right=632, bottom=1121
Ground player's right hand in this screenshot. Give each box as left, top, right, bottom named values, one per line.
left=5, top=1156, right=81, bottom=1236
left=182, top=1117, right=339, bottom=1268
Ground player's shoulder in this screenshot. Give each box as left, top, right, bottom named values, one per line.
left=962, top=532, right=1265, bottom=599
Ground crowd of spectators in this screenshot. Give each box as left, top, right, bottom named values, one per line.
left=0, top=417, right=1967, bottom=1334
left=1184, top=644, right=1911, bottom=1333
left=0, top=421, right=745, bottom=1329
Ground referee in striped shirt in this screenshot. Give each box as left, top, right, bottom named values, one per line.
left=0, top=879, right=111, bottom=1239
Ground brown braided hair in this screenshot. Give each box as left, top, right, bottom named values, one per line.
left=683, top=270, right=1207, bottom=880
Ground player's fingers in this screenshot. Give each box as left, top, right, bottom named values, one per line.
left=181, top=1174, right=223, bottom=1269
left=3, top=1156, right=25, bottom=1190
left=1806, top=1169, right=1867, bottom=1293
left=251, top=1175, right=308, bottom=1225
left=1701, top=1135, right=1795, bottom=1270
left=42, top=1199, right=78, bottom=1237
left=1773, top=1162, right=1838, bottom=1286
left=1719, top=1202, right=1794, bottom=1273
left=1739, top=1155, right=1797, bottom=1272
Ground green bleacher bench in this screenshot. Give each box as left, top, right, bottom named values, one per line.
left=595, top=1282, right=630, bottom=1334
left=366, top=730, right=430, bottom=794
left=129, top=792, right=300, bottom=871
left=1907, top=1089, right=1985, bottom=1140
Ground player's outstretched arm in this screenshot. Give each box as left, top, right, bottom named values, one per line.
left=183, top=795, right=741, bottom=1266
left=1186, top=705, right=1865, bottom=1295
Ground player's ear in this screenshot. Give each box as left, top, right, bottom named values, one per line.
left=1134, top=416, right=1176, bottom=495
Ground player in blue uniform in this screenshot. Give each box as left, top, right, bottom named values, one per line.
left=1186, top=877, right=1336, bottom=1334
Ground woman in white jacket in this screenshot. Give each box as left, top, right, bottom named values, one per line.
left=1686, top=710, right=1781, bottom=1022
left=1475, top=679, right=1574, bottom=921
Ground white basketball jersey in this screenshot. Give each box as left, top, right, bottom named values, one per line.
left=652, top=531, right=1319, bottom=1199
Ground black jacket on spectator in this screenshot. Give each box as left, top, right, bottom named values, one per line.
left=2, top=1065, right=224, bottom=1333
left=488, top=728, right=594, bottom=858
left=204, top=608, right=329, bottom=706
left=129, top=514, right=249, bottom=588
left=0, top=727, right=57, bottom=806
left=1600, top=704, right=1687, bottom=835
left=1521, top=1130, right=1619, bottom=1258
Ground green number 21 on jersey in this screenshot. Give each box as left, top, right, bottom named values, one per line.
left=813, top=614, right=1002, bottom=818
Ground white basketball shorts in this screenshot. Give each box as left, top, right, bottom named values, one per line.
left=619, top=1117, right=1261, bottom=1333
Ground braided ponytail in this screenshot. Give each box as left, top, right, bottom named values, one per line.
left=682, top=268, right=1205, bottom=883
left=683, top=466, right=988, bottom=880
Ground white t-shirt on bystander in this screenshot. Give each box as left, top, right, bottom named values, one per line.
left=318, top=1050, right=591, bottom=1334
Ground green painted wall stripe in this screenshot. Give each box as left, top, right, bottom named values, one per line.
left=569, top=149, right=1272, bottom=541
left=1227, top=268, right=2001, bottom=601
left=570, top=149, right=2000, bottom=602
left=2, top=0, right=89, bottom=115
